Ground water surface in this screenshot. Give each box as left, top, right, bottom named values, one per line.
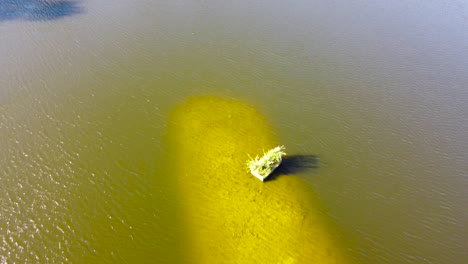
left=1, top=1, right=467, bottom=263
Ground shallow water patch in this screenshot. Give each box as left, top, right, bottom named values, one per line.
left=166, top=95, right=351, bottom=263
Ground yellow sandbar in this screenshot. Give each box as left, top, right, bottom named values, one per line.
left=167, top=96, right=350, bottom=263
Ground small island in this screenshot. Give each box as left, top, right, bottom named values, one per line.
left=247, top=146, right=286, bottom=181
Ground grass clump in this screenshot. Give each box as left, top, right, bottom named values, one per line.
left=247, top=146, right=286, bottom=181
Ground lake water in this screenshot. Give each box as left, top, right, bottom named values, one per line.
left=1, top=1, right=467, bottom=263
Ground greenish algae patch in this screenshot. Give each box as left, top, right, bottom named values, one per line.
left=167, top=96, right=351, bottom=263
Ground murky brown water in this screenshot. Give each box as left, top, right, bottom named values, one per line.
left=1, top=1, right=467, bottom=263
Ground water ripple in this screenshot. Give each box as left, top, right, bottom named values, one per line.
left=0, top=0, right=83, bottom=21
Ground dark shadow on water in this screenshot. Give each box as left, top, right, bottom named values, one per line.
left=0, top=0, right=83, bottom=21
left=265, top=155, right=319, bottom=182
